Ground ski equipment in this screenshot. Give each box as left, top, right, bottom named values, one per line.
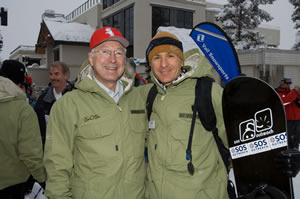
left=222, top=76, right=294, bottom=199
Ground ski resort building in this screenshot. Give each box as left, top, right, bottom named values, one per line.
left=8, top=0, right=300, bottom=89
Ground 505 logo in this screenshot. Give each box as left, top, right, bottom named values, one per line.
left=269, top=132, right=287, bottom=149
left=230, top=144, right=250, bottom=159
left=249, top=138, right=270, bottom=155
left=230, top=133, right=287, bottom=159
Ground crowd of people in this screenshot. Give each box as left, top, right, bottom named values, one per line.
left=0, top=26, right=299, bottom=199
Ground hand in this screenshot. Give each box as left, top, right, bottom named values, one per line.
left=275, top=149, right=300, bottom=177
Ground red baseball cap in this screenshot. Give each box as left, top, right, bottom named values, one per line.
left=89, top=26, right=129, bottom=51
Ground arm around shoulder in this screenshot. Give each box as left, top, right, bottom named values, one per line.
left=43, top=97, right=77, bottom=199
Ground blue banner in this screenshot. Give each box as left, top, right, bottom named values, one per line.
left=190, top=22, right=241, bottom=83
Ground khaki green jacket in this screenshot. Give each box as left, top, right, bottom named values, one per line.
left=43, top=63, right=151, bottom=199
left=146, top=48, right=229, bottom=199
left=0, top=76, right=45, bottom=190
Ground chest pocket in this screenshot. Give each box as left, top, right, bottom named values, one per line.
left=167, top=118, right=209, bottom=171
left=75, top=115, right=117, bottom=173
left=128, top=109, right=147, bottom=158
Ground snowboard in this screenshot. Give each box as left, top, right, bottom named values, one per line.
left=222, top=76, right=294, bottom=199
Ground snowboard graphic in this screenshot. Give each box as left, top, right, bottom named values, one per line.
left=222, top=76, right=294, bottom=198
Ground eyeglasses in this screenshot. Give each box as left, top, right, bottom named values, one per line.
left=92, top=49, right=126, bottom=58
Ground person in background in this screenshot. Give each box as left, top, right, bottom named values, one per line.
left=127, top=57, right=147, bottom=86
left=24, top=75, right=38, bottom=108
left=144, top=31, right=229, bottom=199
left=35, top=61, right=71, bottom=146
left=275, top=77, right=300, bottom=179
left=0, top=60, right=46, bottom=199
left=43, top=26, right=150, bottom=199
left=276, top=77, right=300, bottom=149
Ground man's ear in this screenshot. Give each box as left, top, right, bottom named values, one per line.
left=65, top=74, right=70, bottom=81
left=180, top=59, right=184, bottom=67
left=88, top=53, right=94, bottom=67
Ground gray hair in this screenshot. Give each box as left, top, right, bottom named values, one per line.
left=50, top=61, right=70, bottom=77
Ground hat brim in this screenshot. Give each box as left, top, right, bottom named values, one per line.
left=93, top=37, right=129, bottom=49
left=280, top=81, right=292, bottom=84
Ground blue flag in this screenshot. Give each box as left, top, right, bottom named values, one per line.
left=190, top=22, right=241, bottom=83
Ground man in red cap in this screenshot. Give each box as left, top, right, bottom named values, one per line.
left=276, top=78, right=300, bottom=148
left=43, top=27, right=150, bottom=199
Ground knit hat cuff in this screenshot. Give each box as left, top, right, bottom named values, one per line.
left=146, top=34, right=183, bottom=64
left=148, top=44, right=184, bottom=63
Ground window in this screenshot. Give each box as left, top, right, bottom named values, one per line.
left=124, top=7, right=133, bottom=45
left=53, top=49, right=60, bottom=61
left=152, top=7, right=170, bottom=36
left=113, top=12, right=122, bottom=31
left=176, top=10, right=193, bottom=29
left=102, top=6, right=134, bottom=57
left=152, top=5, right=193, bottom=36
left=103, top=0, right=120, bottom=10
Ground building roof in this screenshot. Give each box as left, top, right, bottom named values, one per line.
left=43, top=13, right=95, bottom=43
left=35, top=10, right=95, bottom=53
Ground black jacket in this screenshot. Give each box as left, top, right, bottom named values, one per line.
left=35, top=82, right=74, bottom=145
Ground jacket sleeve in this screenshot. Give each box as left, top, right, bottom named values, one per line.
left=43, top=97, right=76, bottom=199
left=279, top=89, right=298, bottom=105
left=35, top=95, right=47, bottom=144
left=18, top=103, right=46, bottom=183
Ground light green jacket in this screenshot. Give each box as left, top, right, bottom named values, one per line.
left=0, top=76, right=46, bottom=190
left=146, top=48, right=229, bottom=199
left=43, top=63, right=151, bottom=199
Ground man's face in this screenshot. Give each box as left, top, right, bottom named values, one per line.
left=150, top=51, right=183, bottom=86
left=281, top=82, right=291, bottom=89
left=88, top=40, right=126, bottom=90
left=49, top=66, right=68, bottom=90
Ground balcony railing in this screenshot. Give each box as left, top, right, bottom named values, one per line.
left=65, top=0, right=101, bottom=22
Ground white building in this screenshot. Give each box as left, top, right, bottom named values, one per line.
left=9, top=0, right=300, bottom=89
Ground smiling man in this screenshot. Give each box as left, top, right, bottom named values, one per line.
left=145, top=31, right=228, bottom=199
left=43, top=26, right=150, bottom=199
left=35, top=61, right=70, bottom=147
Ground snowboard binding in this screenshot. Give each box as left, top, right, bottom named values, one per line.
left=238, top=184, right=290, bottom=199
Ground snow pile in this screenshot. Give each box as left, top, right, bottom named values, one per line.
left=43, top=12, right=95, bottom=43
left=156, top=26, right=198, bottom=52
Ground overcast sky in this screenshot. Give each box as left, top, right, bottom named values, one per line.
left=0, top=0, right=87, bottom=60
left=0, top=0, right=297, bottom=60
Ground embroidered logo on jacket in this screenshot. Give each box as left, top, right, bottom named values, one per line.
left=179, top=113, right=193, bottom=119
left=84, top=114, right=101, bottom=123
left=131, top=109, right=146, bottom=114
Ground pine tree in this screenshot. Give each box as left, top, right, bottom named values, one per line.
left=289, top=0, right=300, bottom=50
left=216, top=0, right=275, bottom=50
